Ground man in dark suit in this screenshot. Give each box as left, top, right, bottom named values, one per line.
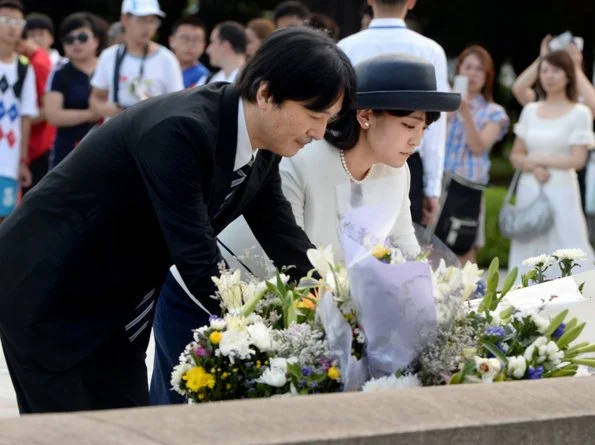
left=0, top=27, right=355, bottom=414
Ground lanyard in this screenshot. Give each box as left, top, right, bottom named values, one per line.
left=113, top=43, right=149, bottom=104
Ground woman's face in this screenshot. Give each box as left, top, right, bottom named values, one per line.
left=245, top=28, right=261, bottom=59
left=361, top=110, right=428, bottom=168
left=458, top=53, right=486, bottom=96
left=539, top=60, right=568, bottom=95
left=62, top=26, right=98, bottom=61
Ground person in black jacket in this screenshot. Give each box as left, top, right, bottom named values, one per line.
left=0, top=27, right=355, bottom=414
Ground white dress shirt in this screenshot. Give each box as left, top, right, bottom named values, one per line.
left=170, top=98, right=256, bottom=311
left=217, top=140, right=420, bottom=278
left=208, top=67, right=241, bottom=84
left=338, top=18, right=450, bottom=198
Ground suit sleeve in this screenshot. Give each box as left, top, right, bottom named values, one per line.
left=135, top=116, right=221, bottom=312
left=243, top=157, right=314, bottom=281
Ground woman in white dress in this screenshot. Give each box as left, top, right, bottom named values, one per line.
left=509, top=50, right=595, bottom=275
left=218, top=53, right=462, bottom=276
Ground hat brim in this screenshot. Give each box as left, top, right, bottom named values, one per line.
left=354, top=91, right=461, bottom=112
left=125, top=9, right=166, bottom=18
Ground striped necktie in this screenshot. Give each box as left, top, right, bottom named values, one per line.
left=218, top=155, right=255, bottom=212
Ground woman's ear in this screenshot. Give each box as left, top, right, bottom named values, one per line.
left=356, top=109, right=374, bottom=129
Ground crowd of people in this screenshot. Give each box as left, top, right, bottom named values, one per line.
left=0, top=0, right=594, bottom=414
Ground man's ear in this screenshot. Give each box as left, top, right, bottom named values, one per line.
left=255, top=81, right=274, bottom=109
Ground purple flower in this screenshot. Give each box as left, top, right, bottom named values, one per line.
left=552, top=323, right=566, bottom=340
left=301, top=367, right=313, bottom=376
left=486, top=326, right=506, bottom=338
left=474, top=280, right=487, bottom=298
left=528, top=366, right=544, bottom=380
left=319, top=357, right=332, bottom=372
left=194, top=346, right=209, bottom=357
left=208, top=314, right=221, bottom=322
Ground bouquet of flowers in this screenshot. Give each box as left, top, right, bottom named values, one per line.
left=171, top=267, right=342, bottom=403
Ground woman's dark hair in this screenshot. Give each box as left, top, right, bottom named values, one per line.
left=273, top=1, right=310, bottom=24
left=59, top=12, right=106, bottom=54
left=325, top=109, right=440, bottom=151
left=536, top=50, right=578, bottom=102
left=237, top=26, right=355, bottom=117
left=304, top=13, right=340, bottom=41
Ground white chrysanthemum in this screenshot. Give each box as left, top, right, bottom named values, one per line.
left=247, top=322, right=272, bottom=352
left=553, top=249, right=587, bottom=262
left=170, top=363, right=193, bottom=395
left=507, top=356, right=527, bottom=379
left=209, top=317, right=227, bottom=331
left=522, top=254, right=555, bottom=268
left=531, top=314, right=550, bottom=334
left=307, top=245, right=335, bottom=278
left=524, top=336, right=548, bottom=363
left=218, top=328, right=254, bottom=361
left=544, top=341, right=564, bottom=365
left=362, top=374, right=422, bottom=392
left=256, top=357, right=295, bottom=388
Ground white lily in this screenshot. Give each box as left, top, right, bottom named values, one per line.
left=307, top=245, right=335, bottom=278
left=474, top=356, right=501, bottom=383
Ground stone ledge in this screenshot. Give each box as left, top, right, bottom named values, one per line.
left=1, top=377, right=594, bottom=445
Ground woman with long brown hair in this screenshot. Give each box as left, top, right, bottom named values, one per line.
left=436, top=45, right=509, bottom=265
left=508, top=50, right=595, bottom=275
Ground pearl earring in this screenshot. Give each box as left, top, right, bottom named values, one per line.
left=363, top=122, right=370, bottom=129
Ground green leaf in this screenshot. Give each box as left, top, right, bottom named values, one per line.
left=569, top=358, right=595, bottom=367
left=500, top=268, right=518, bottom=297
left=579, top=282, right=586, bottom=294
left=547, top=369, right=578, bottom=378
left=499, top=306, right=515, bottom=320
left=556, top=322, right=586, bottom=349
left=482, top=341, right=508, bottom=364
left=448, top=372, right=463, bottom=384
left=569, top=344, right=595, bottom=355
left=564, top=341, right=590, bottom=355
left=486, top=257, right=500, bottom=292
left=565, top=318, right=578, bottom=332
left=544, top=309, right=569, bottom=338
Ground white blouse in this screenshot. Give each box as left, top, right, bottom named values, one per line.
left=217, top=139, right=419, bottom=278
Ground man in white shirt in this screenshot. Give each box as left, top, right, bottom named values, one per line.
left=338, top=0, right=449, bottom=226
left=89, top=0, right=183, bottom=119
left=206, top=21, right=246, bottom=84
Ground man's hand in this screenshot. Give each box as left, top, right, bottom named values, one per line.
left=421, top=196, right=440, bottom=225
left=19, top=163, right=32, bottom=188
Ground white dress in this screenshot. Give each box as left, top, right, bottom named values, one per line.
left=218, top=139, right=419, bottom=278
left=508, top=102, right=595, bottom=276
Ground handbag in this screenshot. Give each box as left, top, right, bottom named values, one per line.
left=433, top=173, right=485, bottom=256
left=498, top=170, right=554, bottom=241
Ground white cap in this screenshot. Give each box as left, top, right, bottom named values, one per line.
left=121, top=0, right=166, bottom=18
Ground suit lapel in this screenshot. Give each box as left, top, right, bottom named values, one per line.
left=208, top=84, right=240, bottom=217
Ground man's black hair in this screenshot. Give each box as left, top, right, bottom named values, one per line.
left=237, top=27, right=355, bottom=117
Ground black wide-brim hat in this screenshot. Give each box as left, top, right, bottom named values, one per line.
left=353, top=53, right=461, bottom=112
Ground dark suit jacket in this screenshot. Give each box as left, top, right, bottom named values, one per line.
left=0, top=83, right=314, bottom=370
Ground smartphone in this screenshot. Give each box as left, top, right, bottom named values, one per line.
left=453, top=75, right=468, bottom=97
left=549, top=31, right=573, bottom=51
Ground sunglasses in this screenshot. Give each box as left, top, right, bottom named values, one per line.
left=62, top=32, right=91, bottom=45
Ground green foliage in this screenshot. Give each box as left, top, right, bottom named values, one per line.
left=477, top=187, right=510, bottom=268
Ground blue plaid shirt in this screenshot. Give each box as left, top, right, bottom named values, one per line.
left=445, top=95, right=510, bottom=184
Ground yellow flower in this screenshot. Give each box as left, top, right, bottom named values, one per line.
left=297, top=292, right=318, bottom=310
left=198, top=393, right=205, bottom=400
left=371, top=245, right=390, bottom=260
left=226, top=383, right=232, bottom=390
left=221, top=372, right=229, bottom=380
left=327, top=366, right=341, bottom=381
left=183, top=366, right=216, bottom=392
left=209, top=331, right=223, bottom=345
